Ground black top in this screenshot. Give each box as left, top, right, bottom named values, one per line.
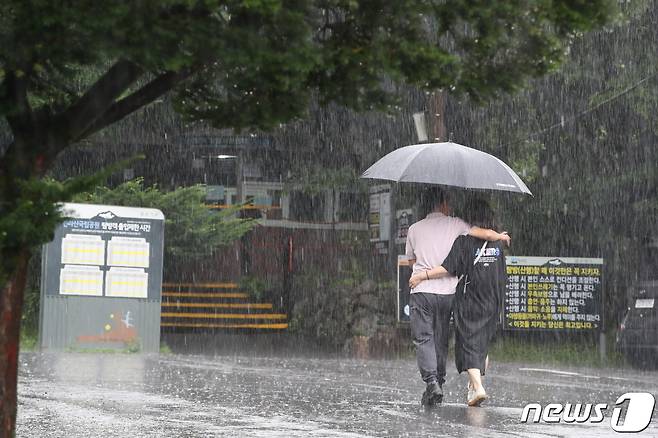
left=442, top=235, right=507, bottom=320
left=441, top=234, right=507, bottom=374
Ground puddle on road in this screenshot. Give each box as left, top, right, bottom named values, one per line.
left=16, top=353, right=658, bottom=437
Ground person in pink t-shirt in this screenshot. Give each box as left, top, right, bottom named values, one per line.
left=405, top=187, right=510, bottom=406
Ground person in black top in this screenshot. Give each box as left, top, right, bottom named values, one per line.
left=409, top=198, right=507, bottom=407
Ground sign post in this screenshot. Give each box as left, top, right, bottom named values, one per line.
left=39, top=203, right=165, bottom=352
left=504, top=256, right=605, bottom=356
left=397, top=256, right=412, bottom=323
left=395, top=209, right=414, bottom=245
left=504, top=256, right=604, bottom=331
left=369, top=184, right=391, bottom=254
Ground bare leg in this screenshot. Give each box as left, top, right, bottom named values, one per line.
left=467, top=368, right=483, bottom=392
left=467, top=368, right=487, bottom=406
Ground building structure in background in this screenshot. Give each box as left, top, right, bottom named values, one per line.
left=50, top=95, right=424, bottom=334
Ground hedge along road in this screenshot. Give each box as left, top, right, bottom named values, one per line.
left=17, top=352, right=658, bottom=437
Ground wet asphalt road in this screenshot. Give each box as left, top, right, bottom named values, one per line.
left=17, top=352, right=658, bottom=437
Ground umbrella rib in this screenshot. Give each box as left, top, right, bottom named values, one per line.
left=398, top=145, right=431, bottom=181
left=492, top=156, right=532, bottom=194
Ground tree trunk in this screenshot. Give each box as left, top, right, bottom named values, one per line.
left=0, top=249, right=30, bottom=438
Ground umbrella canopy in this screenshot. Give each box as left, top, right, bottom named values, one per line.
left=361, top=142, right=532, bottom=195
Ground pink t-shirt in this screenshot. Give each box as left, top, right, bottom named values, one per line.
left=405, top=212, right=473, bottom=295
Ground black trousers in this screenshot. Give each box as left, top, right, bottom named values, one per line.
left=410, top=292, right=454, bottom=385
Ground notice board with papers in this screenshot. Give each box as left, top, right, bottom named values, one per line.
left=39, top=203, right=164, bottom=352
left=504, top=256, right=603, bottom=331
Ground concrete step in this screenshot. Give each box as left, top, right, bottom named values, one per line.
left=160, top=281, right=287, bottom=332
left=162, top=291, right=249, bottom=299
left=161, top=322, right=288, bottom=330
left=161, top=302, right=273, bottom=310
left=162, top=312, right=287, bottom=320
left=162, top=282, right=239, bottom=289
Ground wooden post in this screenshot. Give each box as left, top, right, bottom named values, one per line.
left=0, top=250, right=30, bottom=437
left=388, top=186, right=397, bottom=276
left=428, top=91, right=447, bottom=142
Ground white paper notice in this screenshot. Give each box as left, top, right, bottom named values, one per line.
left=105, top=267, right=149, bottom=298
left=59, top=265, right=103, bottom=296
left=61, top=234, right=105, bottom=266
left=107, top=237, right=150, bottom=268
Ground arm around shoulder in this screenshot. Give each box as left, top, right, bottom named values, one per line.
left=469, top=227, right=511, bottom=246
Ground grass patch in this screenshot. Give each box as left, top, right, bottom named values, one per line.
left=396, top=324, right=627, bottom=368
left=64, top=347, right=126, bottom=354
left=20, top=330, right=38, bottom=352
left=64, top=346, right=141, bottom=354
left=20, top=329, right=170, bottom=355
left=489, top=334, right=626, bottom=368
left=159, top=341, right=172, bottom=354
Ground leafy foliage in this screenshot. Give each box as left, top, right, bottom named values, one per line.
left=72, top=178, right=255, bottom=260
left=239, top=275, right=269, bottom=301
left=0, top=1, right=618, bottom=132
left=451, top=3, right=658, bottom=326
left=0, top=157, right=140, bottom=285
left=288, top=232, right=394, bottom=346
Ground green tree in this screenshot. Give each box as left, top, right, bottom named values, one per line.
left=0, top=0, right=616, bottom=433
left=73, top=178, right=255, bottom=260
left=450, top=2, right=658, bottom=333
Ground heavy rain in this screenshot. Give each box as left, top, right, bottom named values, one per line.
left=1, top=1, right=657, bottom=437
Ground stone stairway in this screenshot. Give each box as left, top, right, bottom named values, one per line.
left=160, top=282, right=288, bottom=331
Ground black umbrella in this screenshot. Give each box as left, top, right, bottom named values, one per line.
left=361, top=142, right=532, bottom=195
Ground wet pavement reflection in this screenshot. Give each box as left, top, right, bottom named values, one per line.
left=17, top=352, right=658, bottom=437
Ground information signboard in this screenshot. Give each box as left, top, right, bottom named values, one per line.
left=369, top=185, right=391, bottom=242
left=504, top=256, right=603, bottom=331
left=395, top=209, right=414, bottom=245
left=43, top=204, right=163, bottom=299
left=39, top=203, right=164, bottom=352
left=397, top=256, right=412, bottom=323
